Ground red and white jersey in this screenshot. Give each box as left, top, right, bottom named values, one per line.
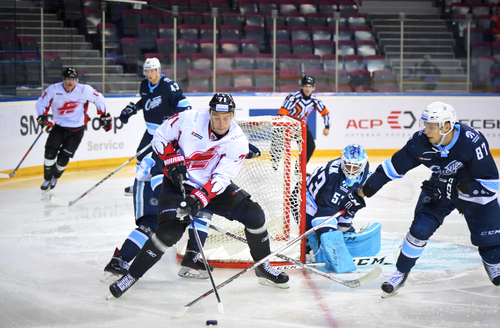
left=152, top=109, right=249, bottom=199
left=35, top=82, right=107, bottom=128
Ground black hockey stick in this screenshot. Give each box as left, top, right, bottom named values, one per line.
left=201, top=220, right=382, bottom=288
left=49, top=144, right=151, bottom=206
left=179, top=182, right=224, bottom=314
left=173, top=209, right=349, bottom=318
left=0, top=128, right=46, bottom=179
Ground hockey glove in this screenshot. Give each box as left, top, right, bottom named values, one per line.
left=421, top=174, right=459, bottom=201
left=163, top=154, right=187, bottom=187
left=246, top=143, right=261, bottom=159
left=100, top=113, right=112, bottom=132
left=339, top=190, right=366, bottom=217
left=37, top=115, right=53, bottom=132
left=119, top=102, right=137, bottom=124
left=176, top=189, right=209, bottom=220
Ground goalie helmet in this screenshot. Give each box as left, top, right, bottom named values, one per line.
left=63, top=67, right=78, bottom=79
left=420, top=101, right=457, bottom=132
left=209, top=93, right=236, bottom=114
left=143, top=57, right=161, bottom=76
left=341, top=144, right=368, bottom=187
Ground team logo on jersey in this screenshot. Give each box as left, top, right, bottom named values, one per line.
left=191, top=131, right=203, bottom=140
left=186, top=146, right=220, bottom=170
left=465, top=131, right=480, bottom=143
left=144, top=95, right=162, bottom=111
left=58, top=101, right=79, bottom=115
left=441, top=160, right=464, bottom=176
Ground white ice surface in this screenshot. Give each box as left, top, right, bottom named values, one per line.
left=0, top=160, right=499, bottom=328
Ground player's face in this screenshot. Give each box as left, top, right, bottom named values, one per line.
left=63, top=77, right=77, bottom=91
left=145, top=69, right=160, bottom=84
left=302, top=84, right=314, bottom=96
left=210, top=111, right=233, bottom=135
left=423, top=122, right=445, bottom=143
left=344, top=164, right=361, bottom=176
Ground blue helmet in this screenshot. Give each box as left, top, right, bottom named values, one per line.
left=341, top=144, right=368, bottom=187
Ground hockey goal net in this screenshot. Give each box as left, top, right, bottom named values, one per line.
left=176, top=115, right=307, bottom=268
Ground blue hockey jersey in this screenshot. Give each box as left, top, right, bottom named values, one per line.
left=365, top=123, right=499, bottom=206
left=307, top=157, right=370, bottom=223
left=137, top=74, right=191, bottom=135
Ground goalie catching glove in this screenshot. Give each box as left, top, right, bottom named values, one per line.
left=421, top=174, right=458, bottom=201
left=339, top=189, right=366, bottom=217
left=176, top=189, right=210, bottom=221
left=37, top=115, right=53, bottom=132
left=100, top=113, right=112, bottom=132
left=119, top=102, right=137, bottom=124
left=163, top=154, right=188, bottom=187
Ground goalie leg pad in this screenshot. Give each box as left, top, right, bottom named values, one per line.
left=343, top=222, right=382, bottom=257
left=307, top=232, right=327, bottom=264
left=320, top=230, right=357, bottom=273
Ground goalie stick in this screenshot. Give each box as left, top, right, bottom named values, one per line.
left=49, top=144, right=151, bottom=206
left=201, top=220, right=382, bottom=287
left=173, top=209, right=381, bottom=318
left=0, top=128, right=46, bottom=179
left=179, top=182, right=224, bottom=315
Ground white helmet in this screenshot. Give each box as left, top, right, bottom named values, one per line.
left=341, top=144, right=368, bottom=187
left=143, top=57, right=161, bottom=76
left=420, top=101, right=457, bottom=131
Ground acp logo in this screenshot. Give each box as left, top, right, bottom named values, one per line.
left=347, top=111, right=416, bottom=129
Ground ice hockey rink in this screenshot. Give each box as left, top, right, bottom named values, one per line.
left=0, top=158, right=499, bottom=328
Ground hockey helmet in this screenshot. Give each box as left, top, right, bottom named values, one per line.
left=420, top=101, right=457, bottom=132
left=302, top=76, right=315, bottom=87
left=143, top=57, right=161, bottom=76
left=341, top=144, right=368, bottom=187
left=209, top=93, right=236, bottom=114
left=63, top=67, right=78, bottom=79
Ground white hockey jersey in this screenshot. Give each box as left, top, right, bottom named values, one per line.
left=152, top=109, right=249, bottom=199
left=35, top=82, right=107, bottom=128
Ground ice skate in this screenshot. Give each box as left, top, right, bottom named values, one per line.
left=381, top=270, right=409, bottom=298
left=50, top=177, right=57, bottom=190
left=483, top=261, right=500, bottom=286
left=124, top=186, right=133, bottom=196
left=178, top=248, right=214, bottom=279
left=255, top=260, right=290, bottom=289
left=101, top=248, right=129, bottom=282
left=40, top=180, right=51, bottom=191
left=108, top=272, right=137, bottom=299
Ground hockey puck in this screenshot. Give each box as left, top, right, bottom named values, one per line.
left=206, top=319, right=218, bottom=326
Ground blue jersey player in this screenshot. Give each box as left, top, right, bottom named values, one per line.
left=119, top=57, right=191, bottom=196
left=341, top=101, right=500, bottom=298
left=103, top=151, right=214, bottom=281
left=306, top=144, right=381, bottom=273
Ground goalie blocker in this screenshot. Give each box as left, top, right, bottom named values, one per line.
left=308, top=222, right=382, bottom=272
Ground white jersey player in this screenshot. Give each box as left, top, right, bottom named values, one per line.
left=35, top=67, right=111, bottom=190
left=109, top=93, right=290, bottom=299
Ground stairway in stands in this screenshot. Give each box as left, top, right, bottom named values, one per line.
left=1, top=0, right=139, bottom=96
left=360, top=0, right=468, bottom=93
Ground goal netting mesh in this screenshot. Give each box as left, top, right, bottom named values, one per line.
left=175, top=115, right=307, bottom=268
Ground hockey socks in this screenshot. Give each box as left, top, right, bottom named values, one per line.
left=397, top=232, right=427, bottom=273
left=320, top=230, right=356, bottom=273
left=119, top=228, right=151, bottom=263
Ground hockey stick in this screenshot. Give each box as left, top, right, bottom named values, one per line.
left=49, top=144, right=152, bottom=206
left=190, top=217, right=394, bottom=269
left=179, top=182, right=224, bottom=314
left=0, top=128, right=45, bottom=179
left=173, top=209, right=349, bottom=318
left=202, top=220, right=382, bottom=287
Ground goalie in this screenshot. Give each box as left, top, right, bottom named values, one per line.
left=306, top=144, right=381, bottom=273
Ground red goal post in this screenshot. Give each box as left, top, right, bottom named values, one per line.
left=176, top=115, right=307, bottom=268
